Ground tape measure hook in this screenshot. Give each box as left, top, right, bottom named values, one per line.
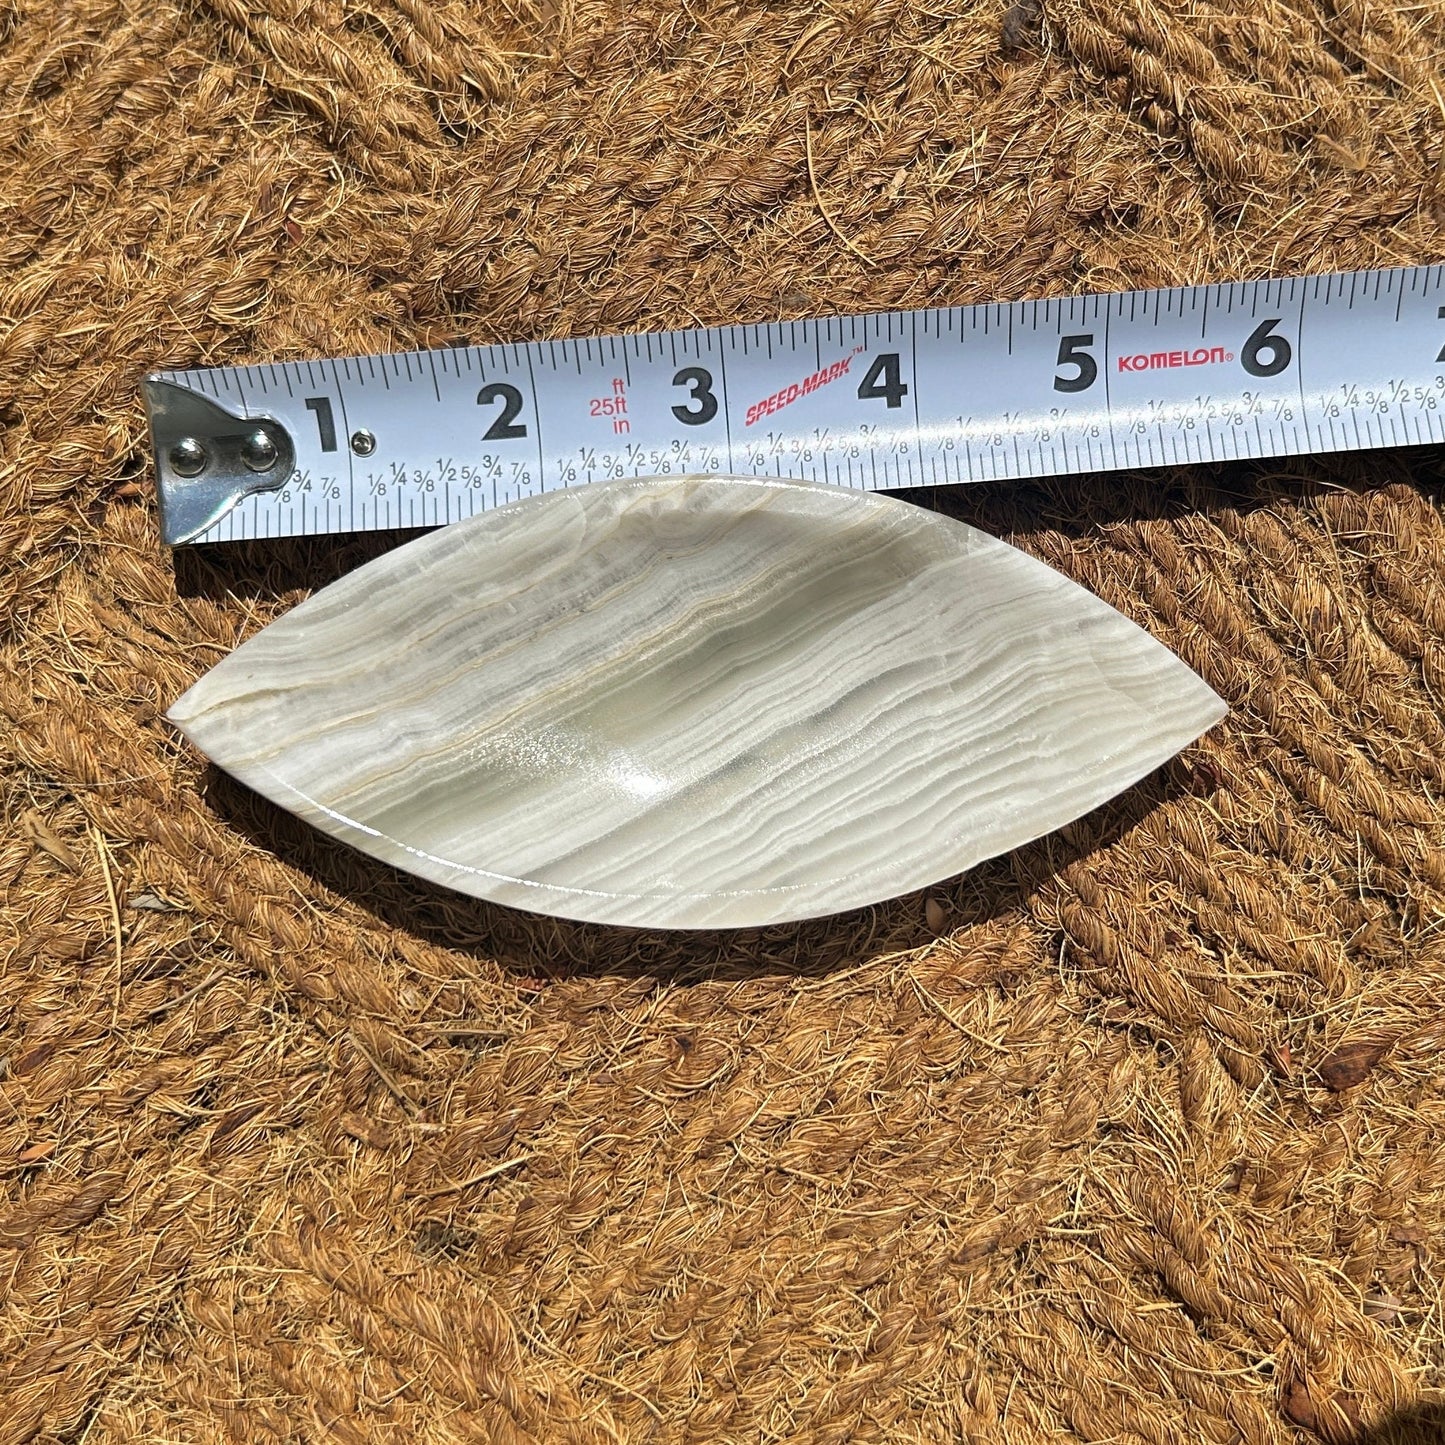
left=142, top=378, right=297, bottom=545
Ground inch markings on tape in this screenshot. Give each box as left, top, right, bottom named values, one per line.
left=143, top=264, right=1445, bottom=545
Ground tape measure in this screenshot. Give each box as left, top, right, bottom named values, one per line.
left=143, top=263, right=1445, bottom=546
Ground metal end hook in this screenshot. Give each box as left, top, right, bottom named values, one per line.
left=142, top=377, right=297, bottom=545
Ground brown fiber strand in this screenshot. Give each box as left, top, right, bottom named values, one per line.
left=3, top=0, right=1445, bottom=1440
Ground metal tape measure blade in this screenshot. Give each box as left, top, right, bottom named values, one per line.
left=145, top=263, right=1445, bottom=545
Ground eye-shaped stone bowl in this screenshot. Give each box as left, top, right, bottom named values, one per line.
left=169, top=474, right=1226, bottom=928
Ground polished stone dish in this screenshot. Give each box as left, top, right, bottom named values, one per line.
left=169, top=475, right=1226, bottom=928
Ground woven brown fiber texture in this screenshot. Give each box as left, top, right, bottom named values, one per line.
left=6, top=0, right=1445, bottom=1440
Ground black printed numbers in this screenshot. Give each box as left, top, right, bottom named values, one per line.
left=671, top=366, right=718, bottom=425
left=305, top=396, right=338, bottom=451
left=857, top=352, right=908, bottom=408
left=477, top=382, right=528, bottom=440
left=1240, top=318, right=1292, bottom=378
left=1053, top=335, right=1098, bottom=393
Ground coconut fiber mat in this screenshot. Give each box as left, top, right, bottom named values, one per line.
left=5, top=0, right=1445, bottom=1440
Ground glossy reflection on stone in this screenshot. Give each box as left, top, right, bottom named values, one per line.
left=169, top=475, right=1227, bottom=928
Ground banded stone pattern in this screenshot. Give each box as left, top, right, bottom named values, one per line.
left=169, top=476, right=1227, bottom=927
